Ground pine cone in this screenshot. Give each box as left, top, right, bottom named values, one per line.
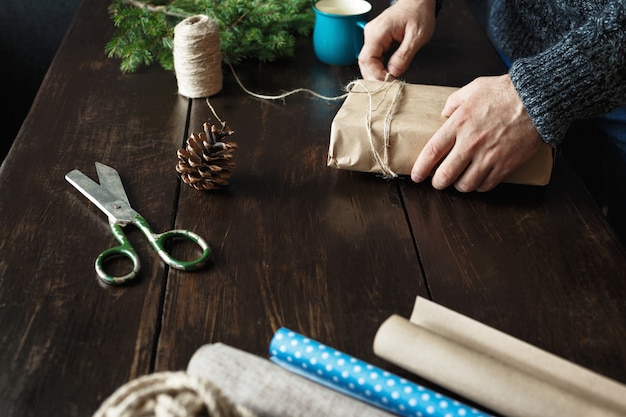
left=176, top=121, right=238, bottom=191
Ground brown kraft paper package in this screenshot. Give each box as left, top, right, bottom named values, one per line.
left=327, top=79, right=554, bottom=185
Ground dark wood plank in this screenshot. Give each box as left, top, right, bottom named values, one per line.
left=408, top=0, right=508, bottom=86
left=0, top=0, right=189, bottom=415
left=402, top=159, right=626, bottom=384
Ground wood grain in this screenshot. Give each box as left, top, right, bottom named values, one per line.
left=0, top=0, right=624, bottom=416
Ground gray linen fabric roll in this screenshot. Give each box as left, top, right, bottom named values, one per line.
left=187, top=343, right=394, bottom=417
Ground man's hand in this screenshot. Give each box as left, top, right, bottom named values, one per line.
left=358, top=0, right=437, bottom=80
left=411, top=75, right=545, bottom=192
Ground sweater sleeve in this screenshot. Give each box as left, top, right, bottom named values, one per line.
left=508, top=3, right=626, bottom=146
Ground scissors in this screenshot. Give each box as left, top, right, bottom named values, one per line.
left=65, top=162, right=211, bottom=285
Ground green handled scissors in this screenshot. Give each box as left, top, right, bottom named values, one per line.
left=65, top=162, right=211, bottom=285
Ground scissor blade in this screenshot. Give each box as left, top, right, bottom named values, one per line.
left=95, top=162, right=130, bottom=206
left=65, top=169, right=136, bottom=224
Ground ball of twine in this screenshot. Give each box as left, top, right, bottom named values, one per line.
left=174, top=15, right=223, bottom=98
left=92, top=371, right=256, bottom=417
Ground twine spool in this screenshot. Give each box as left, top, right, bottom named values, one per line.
left=92, top=371, right=256, bottom=417
left=174, top=15, right=223, bottom=98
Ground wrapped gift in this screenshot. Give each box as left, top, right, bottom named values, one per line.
left=327, top=79, right=554, bottom=186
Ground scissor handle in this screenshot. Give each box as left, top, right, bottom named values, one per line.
left=134, top=215, right=212, bottom=271
left=95, top=223, right=141, bottom=285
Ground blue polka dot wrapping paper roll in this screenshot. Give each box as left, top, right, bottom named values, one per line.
left=269, top=328, right=492, bottom=417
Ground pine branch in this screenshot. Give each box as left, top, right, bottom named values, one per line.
left=106, top=0, right=315, bottom=73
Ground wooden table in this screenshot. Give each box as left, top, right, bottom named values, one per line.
left=1, top=0, right=625, bottom=415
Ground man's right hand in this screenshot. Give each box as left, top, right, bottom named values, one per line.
left=358, top=0, right=437, bottom=80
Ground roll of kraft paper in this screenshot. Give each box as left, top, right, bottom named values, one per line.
left=270, top=327, right=492, bottom=417
left=373, top=297, right=626, bottom=417
left=187, top=343, right=394, bottom=417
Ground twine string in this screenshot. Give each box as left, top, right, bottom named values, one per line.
left=382, top=80, right=404, bottom=177
left=345, top=76, right=405, bottom=178
left=223, top=56, right=349, bottom=102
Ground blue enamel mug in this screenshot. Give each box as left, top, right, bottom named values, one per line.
left=313, top=0, right=372, bottom=66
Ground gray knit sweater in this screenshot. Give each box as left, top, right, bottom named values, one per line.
left=487, top=0, right=626, bottom=145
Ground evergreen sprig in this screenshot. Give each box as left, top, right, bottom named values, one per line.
left=105, top=0, right=316, bottom=73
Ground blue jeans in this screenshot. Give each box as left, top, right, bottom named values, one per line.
left=499, top=50, right=626, bottom=244
left=595, top=107, right=626, bottom=244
